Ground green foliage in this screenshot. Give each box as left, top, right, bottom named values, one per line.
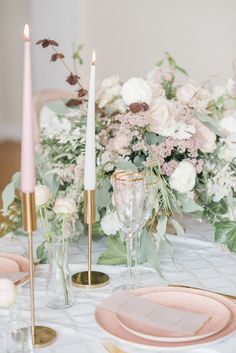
left=165, top=52, right=188, bottom=76
left=98, top=236, right=127, bottom=265
left=178, top=194, right=204, bottom=213
left=42, top=173, right=60, bottom=196
left=115, top=159, right=137, bottom=171
left=36, top=241, right=48, bottom=263
left=145, top=132, right=164, bottom=145
left=215, top=97, right=224, bottom=111
left=46, top=100, right=70, bottom=116
left=156, top=215, right=167, bottom=239
left=196, top=113, right=223, bottom=137
left=72, top=43, right=84, bottom=65
left=170, top=218, right=184, bottom=236
left=139, top=229, right=160, bottom=271
left=214, top=221, right=236, bottom=252
left=2, top=182, right=15, bottom=214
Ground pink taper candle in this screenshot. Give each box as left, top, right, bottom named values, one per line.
left=21, top=24, right=36, bottom=193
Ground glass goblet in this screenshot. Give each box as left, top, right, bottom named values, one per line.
left=135, top=173, right=159, bottom=278
left=112, top=171, right=145, bottom=290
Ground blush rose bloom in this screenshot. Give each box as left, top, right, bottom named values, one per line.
left=191, top=118, right=216, bottom=153
left=113, top=133, right=131, bottom=155
left=53, top=197, right=77, bottom=215
left=148, top=98, right=175, bottom=136
left=101, top=212, right=120, bottom=236
left=35, top=185, right=51, bottom=207
left=176, top=83, right=199, bottom=103
left=97, top=75, right=122, bottom=108
left=169, top=161, right=196, bottom=193
left=121, top=77, right=152, bottom=106
left=0, top=279, right=17, bottom=308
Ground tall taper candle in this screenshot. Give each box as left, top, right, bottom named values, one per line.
left=21, top=24, right=36, bottom=192
left=84, top=50, right=96, bottom=190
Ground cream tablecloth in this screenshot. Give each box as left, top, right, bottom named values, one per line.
left=1, top=217, right=236, bottom=353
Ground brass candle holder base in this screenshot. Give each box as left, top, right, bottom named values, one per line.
left=22, top=192, right=57, bottom=347
left=31, top=326, right=57, bottom=348
left=72, top=270, right=109, bottom=288
left=72, top=190, right=109, bottom=289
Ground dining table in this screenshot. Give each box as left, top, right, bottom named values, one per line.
left=1, top=216, right=236, bottom=353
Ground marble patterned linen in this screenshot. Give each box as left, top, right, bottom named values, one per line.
left=0, top=218, right=236, bottom=353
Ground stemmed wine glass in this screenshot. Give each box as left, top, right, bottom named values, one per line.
left=135, top=173, right=159, bottom=278
left=111, top=170, right=146, bottom=290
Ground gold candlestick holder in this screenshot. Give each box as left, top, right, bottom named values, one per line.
left=72, top=190, right=109, bottom=288
left=22, top=192, right=57, bottom=348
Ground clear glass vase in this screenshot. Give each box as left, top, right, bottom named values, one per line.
left=46, top=240, right=73, bottom=309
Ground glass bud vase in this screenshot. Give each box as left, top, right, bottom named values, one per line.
left=46, top=240, right=73, bottom=309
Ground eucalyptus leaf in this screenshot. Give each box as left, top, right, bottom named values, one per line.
left=42, top=173, right=60, bottom=195
left=96, top=187, right=110, bottom=210
left=156, top=215, right=168, bottom=239
left=145, top=132, right=161, bottom=145
left=170, top=218, right=185, bottom=236
left=175, top=65, right=188, bottom=76
left=11, top=172, right=21, bottom=189
left=196, top=113, right=223, bottom=137
left=156, top=59, right=164, bottom=67
left=133, top=155, right=146, bottom=167
left=139, top=229, right=160, bottom=271
left=36, top=241, right=47, bottom=263
left=46, top=100, right=69, bottom=116
left=98, top=236, right=126, bottom=265
left=216, top=97, right=224, bottom=110
left=14, top=229, right=27, bottom=237
left=115, top=159, right=137, bottom=171
left=178, top=194, right=203, bottom=213
left=2, top=182, right=15, bottom=214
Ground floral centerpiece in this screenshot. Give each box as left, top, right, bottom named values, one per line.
left=1, top=41, right=236, bottom=268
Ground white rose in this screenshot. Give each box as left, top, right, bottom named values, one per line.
left=219, top=112, right=236, bottom=136
left=97, top=75, right=122, bottom=108
left=148, top=98, right=175, bottom=135
left=53, top=197, right=77, bottom=215
left=121, top=77, right=152, bottom=106
left=176, top=83, right=199, bottom=103
left=112, top=98, right=127, bottom=113
left=0, top=279, right=17, bottom=308
left=101, top=212, right=120, bottom=236
left=169, top=161, right=196, bottom=193
left=35, top=185, right=51, bottom=207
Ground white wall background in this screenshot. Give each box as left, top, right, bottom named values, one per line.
left=1, top=0, right=236, bottom=139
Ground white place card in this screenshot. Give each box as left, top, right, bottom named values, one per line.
left=98, top=291, right=210, bottom=335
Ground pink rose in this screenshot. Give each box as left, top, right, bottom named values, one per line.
left=176, top=83, right=199, bottom=103
left=113, top=133, right=131, bottom=155
left=191, top=118, right=216, bottom=153
left=148, top=98, right=175, bottom=135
